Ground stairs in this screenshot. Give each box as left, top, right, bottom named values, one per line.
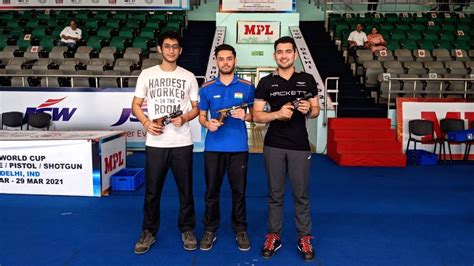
left=299, top=22, right=387, bottom=118
left=328, top=118, right=406, bottom=167
left=178, top=21, right=215, bottom=76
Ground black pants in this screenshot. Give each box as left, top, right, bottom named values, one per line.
left=203, top=151, right=249, bottom=233
left=454, top=0, right=469, bottom=10
left=349, top=45, right=367, bottom=59
left=437, top=0, right=449, bottom=11
left=368, top=0, right=378, bottom=11
left=142, top=145, right=195, bottom=235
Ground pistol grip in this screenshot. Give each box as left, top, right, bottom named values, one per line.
left=217, top=114, right=226, bottom=124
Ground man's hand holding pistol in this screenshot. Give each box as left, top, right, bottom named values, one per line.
left=278, top=92, right=313, bottom=121
left=207, top=103, right=251, bottom=132
left=145, top=110, right=184, bottom=135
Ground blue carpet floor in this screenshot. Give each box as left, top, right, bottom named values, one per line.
left=1, top=153, right=473, bottom=266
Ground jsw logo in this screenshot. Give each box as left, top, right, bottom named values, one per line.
left=111, top=107, right=147, bottom=127
left=104, top=151, right=124, bottom=174
left=25, top=97, right=77, bottom=121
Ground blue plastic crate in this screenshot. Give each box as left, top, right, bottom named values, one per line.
left=447, top=129, right=474, bottom=142
left=111, top=168, right=144, bottom=191
left=406, top=149, right=438, bottom=165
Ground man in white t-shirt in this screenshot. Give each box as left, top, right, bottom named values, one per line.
left=132, top=31, right=200, bottom=255
left=59, top=19, right=82, bottom=50
left=347, top=23, right=368, bottom=58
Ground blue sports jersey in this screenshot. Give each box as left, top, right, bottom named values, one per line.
left=199, top=75, right=255, bottom=152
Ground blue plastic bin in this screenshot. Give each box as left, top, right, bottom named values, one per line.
left=111, top=168, right=144, bottom=191
left=406, top=149, right=438, bottom=165
left=447, top=129, right=474, bottom=142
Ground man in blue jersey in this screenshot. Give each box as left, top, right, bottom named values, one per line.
left=198, top=44, right=255, bottom=251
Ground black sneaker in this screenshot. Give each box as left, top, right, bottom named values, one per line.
left=236, top=231, right=250, bottom=251
left=200, top=231, right=216, bottom=251
left=261, top=233, right=282, bottom=259
left=181, top=231, right=197, bottom=251
left=297, top=236, right=315, bottom=262
left=134, top=230, right=156, bottom=255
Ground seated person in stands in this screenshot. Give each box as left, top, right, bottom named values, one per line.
left=347, top=23, right=368, bottom=58
left=58, top=19, right=82, bottom=50
left=366, top=27, right=386, bottom=53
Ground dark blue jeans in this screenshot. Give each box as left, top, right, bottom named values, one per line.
left=59, top=42, right=76, bottom=51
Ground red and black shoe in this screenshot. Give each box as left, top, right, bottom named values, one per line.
left=297, top=235, right=315, bottom=262
left=261, top=233, right=282, bottom=259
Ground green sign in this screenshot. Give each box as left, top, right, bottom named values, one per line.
left=251, top=51, right=264, bottom=56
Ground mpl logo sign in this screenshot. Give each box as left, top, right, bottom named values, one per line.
left=244, top=24, right=274, bottom=35
left=237, top=21, right=280, bottom=44
left=104, top=151, right=124, bottom=174
left=25, top=97, right=77, bottom=122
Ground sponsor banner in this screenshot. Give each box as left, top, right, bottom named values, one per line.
left=396, top=98, right=469, bottom=141
left=2, top=0, right=188, bottom=8
left=100, top=134, right=126, bottom=194
left=397, top=98, right=474, bottom=157
left=0, top=89, right=202, bottom=149
left=220, top=0, right=295, bottom=12
left=237, top=21, right=280, bottom=44
left=0, top=140, right=95, bottom=196
left=205, top=26, right=226, bottom=81
left=289, top=26, right=333, bottom=109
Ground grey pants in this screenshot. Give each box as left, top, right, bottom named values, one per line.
left=263, top=146, right=312, bottom=237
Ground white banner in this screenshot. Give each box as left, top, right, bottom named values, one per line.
left=0, top=140, right=95, bottom=196
left=1, top=0, right=189, bottom=9
left=205, top=26, right=226, bottom=82
left=0, top=89, right=202, bottom=150
left=237, top=21, right=280, bottom=44
left=402, top=102, right=474, bottom=157
left=220, top=0, right=295, bottom=12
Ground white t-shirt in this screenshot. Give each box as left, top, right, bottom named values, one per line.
left=60, top=27, right=82, bottom=44
left=347, top=30, right=368, bottom=46
left=134, top=65, right=199, bottom=148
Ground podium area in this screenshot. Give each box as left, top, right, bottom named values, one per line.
left=1, top=153, right=473, bottom=265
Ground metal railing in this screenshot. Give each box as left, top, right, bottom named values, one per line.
left=323, top=0, right=471, bottom=12
left=385, top=76, right=474, bottom=115
left=323, top=1, right=473, bottom=31
left=0, top=73, right=207, bottom=88
left=323, top=77, right=340, bottom=126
